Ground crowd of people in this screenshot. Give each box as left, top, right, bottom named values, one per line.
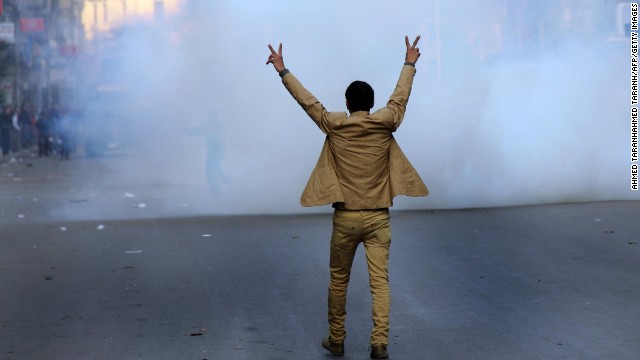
left=0, top=104, right=78, bottom=160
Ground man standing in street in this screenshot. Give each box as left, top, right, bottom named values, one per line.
left=266, top=36, right=428, bottom=359
left=1, top=105, right=13, bottom=157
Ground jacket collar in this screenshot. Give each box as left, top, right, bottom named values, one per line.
left=349, top=110, right=370, bottom=117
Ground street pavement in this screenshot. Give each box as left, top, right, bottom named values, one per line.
left=0, top=149, right=639, bottom=360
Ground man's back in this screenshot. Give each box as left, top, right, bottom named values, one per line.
left=327, top=110, right=394, bottom=208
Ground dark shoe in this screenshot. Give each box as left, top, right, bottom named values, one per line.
left=322, top=337, right=344, bottom=356
left=370, top=343, right=388, bottom=359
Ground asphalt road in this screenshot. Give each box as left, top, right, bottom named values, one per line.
left=1, top=151, right=639, bottom=360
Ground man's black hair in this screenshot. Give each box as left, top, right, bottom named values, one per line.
left=345, top=81, right=374, bottom=112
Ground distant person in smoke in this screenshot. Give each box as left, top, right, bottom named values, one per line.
left=187, top=109, right=231, bottom=194
left=37, top=109, right=51, bottom=157
left=10, top=105, right=21, bottom=153
left=1, top=105, right=13, bottom=157
left=49, top=105, right=62, bottom=155
left=57, top=114, right=72, bottom=160
left=18, top=104, right=34, bottom=148
left=266, top=36, right=428, bottom=359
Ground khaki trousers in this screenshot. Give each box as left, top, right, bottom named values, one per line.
left=328, top=209, right=391, bottom=345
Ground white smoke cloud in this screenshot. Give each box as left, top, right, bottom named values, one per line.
left=72, top=0, right=637, bottom=219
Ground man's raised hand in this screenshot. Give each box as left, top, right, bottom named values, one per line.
left=266, top=43, right=286, bottom=73
left=405, top=35, right=422, bottom=64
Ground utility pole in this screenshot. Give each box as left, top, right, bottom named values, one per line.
left=44, top=0, right=52, bottom=107
left=423, top=0, right=442, bottom=80
left=14, top=24, right=19, bottom=105
left=434, top=0, right=442, bottom=80
left=5, top=0, right=20, bottom=105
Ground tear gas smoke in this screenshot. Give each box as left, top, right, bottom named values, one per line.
left=70, top=0, right=638, bottom=219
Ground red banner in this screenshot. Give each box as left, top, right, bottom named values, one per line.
left=0, top=0, right=4, bottom=16
left=20, top=18, right=46, bottom=33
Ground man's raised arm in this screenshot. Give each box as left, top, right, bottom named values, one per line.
left=266, top=43, right=331, bottom=134
left=384, top=35, right=422, bottom=130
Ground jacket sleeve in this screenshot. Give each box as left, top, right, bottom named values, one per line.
left=281, top=71, right=333, bottom=134
left=381, top=64, right=417, bottom=131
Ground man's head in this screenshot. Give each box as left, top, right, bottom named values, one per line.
left=345, top=81, right=374, bottom=113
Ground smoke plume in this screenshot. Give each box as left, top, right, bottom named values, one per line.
left=72, top=0, right=637, bottom=218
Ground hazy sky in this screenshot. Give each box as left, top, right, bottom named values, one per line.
left=78, top=0, right=639, bottom=216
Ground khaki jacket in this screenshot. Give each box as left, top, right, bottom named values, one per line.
left=282, top=64, right=428, bottom=209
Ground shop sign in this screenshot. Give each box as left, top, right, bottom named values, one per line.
left=20, top=18, right=46, bottom=33
left=0, top=22, right=15, bottom=43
